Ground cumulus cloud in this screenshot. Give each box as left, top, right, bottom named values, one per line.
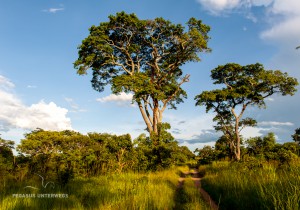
left=96, top=92, right=135, bottom=107
left=197, top=0, right=300, bottom=54
left=0, top=75, right=72, bottom=132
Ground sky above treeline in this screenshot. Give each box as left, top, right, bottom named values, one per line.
left=0, top=0, right=299, bottom=151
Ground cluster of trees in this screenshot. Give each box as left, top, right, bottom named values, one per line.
left=0, top=126, right=194, bottom=185
left=195, top=129, right=300, bottom=165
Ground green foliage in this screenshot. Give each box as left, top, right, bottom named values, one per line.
left=74, top=11, right=211, bottom=133
left=245, top=132, right=299, bottom=164
left=292, top=128, right=300, bottom=144
left=16, top=129, right=139, bottom=181
left=195, top=146, right=217, bottom=165
left=134, top=123, right=195, bottom=170
left=195, top=63, right=298, bottom=160
left=0, top=136, right=15, bottom=181
left=10, top=127, right=194, bottom=184
left=214, top=135, right=232, bottom=160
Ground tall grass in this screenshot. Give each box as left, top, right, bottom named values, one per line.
left=200, top=160, right=300, bottom=210
left=1, top=167, right=206, bottom=210
left=1, top=171, right=176, bottom=210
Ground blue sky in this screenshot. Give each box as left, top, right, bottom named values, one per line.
left=1, top=0, right=299, bottom=151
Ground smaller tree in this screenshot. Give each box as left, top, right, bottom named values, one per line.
left=0, top=136, right=15, bottom=180
left=246, top=133, right=277, bottom=160
left=292, top=128, right=300, bottom=144
left=195, top=63, right=298, bottom=161
left=195, top=146, right=216, bottom=164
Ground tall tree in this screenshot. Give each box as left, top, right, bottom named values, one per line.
left=74, top=12, right=210, bottom=135
left=195, top=63, right=298, bottom=161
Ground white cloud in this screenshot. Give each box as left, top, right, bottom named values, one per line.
left=196, top=0, right=300, bottom=49
left=96, top=92, right=134, bottom=107
left=270, top=0, right=300, bottom=15
left=261, top=17, right=300, bottom=44
left=196, top=0, right=273, bottom=14
left=196, top=0, right=241, bottom=14
left=0, top=75, right=14, bottom=89
left=0, top=75, right=72, bottom=132
left=42, top=7, right=64, bottom=13
left=259, top=1, right=300, bottom=78
left=241, top=126, right=266, bottom=138
left=258, top=121, right=294, bottom=127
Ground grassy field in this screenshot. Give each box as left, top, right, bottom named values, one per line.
left=200, top=160, right=300, bottom=210
left=0, top=167, right=209, bottom=210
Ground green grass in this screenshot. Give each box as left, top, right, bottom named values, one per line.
left=0, top=167, right=210, bottom=210
left=200, top=160, right=300, bottom=210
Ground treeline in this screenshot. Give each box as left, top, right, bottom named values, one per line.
left=195, top=129, right=300, bottom=165
left=0, top=124, right=194, bottom=186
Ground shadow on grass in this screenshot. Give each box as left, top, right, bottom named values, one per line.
left=173, top=179, right=190, bottom=210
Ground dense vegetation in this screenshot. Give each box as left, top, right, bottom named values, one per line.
left=195, top=129, right=300, bottom=165
left=0, top=125, right=194, bottom=184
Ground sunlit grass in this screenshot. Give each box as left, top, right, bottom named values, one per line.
left=1, top=167, right=199, bottom=210
left=201, top=160, right=300, bottom=210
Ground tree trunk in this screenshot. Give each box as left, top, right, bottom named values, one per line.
left=152, top=99, right=159, bottom=134
left=138, top=101, right=153, bottom=133
left=234, top=118, right=241, bottom=161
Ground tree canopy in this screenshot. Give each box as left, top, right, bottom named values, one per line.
left=195, top=63, right=298, bottom=160
left=74, top=11, right=211, bottom=135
